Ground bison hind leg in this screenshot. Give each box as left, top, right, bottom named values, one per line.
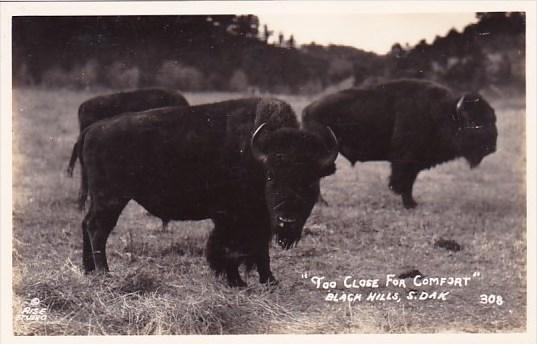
left=82, top=209, right=95, bottom=272
left=389, top=162, right=421, bottom=209
left=401, top=193, right=418, bottom=209
left=83, top=197, right=128, bottom=273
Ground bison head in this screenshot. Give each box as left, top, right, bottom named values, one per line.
left=454, top=93, right=498, bottom=168
left=251, top=124, right=338, bottom=249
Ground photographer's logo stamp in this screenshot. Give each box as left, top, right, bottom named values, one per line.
left=20, top=298, right=48, bottom=322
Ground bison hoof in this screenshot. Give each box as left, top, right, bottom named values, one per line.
left=260, top=274, right=279, bottom=287
left=403, top=199, right=418, bottom=209
left=84, top=269, right=111, bottom=277
left=227, top=277, right=247, bottom=288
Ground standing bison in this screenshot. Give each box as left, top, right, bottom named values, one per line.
left=76, top=98, right=338, bottom=286
left=66, top=88, right=189, bottom=176
left=303, top=79, right=497, bottom=208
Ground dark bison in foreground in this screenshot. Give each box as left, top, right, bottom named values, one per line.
left=66, top=88, right=189, bottom=176
left=303, top=79, right=497, bottom=208
left=77, top=98, right=338, bottom=286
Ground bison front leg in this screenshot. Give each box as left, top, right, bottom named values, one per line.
left=389, top=162, right=420, bottom=209
left=206, top=219, right=247, bottom=288
left=225, top=262, right=247, bottom=288
left=256, top=247, right=278, bottom=286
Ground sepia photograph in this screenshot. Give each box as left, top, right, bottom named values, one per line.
left=1, top=1, right=535, bottom=341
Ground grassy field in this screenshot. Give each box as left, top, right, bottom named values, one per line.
left=11, top=87, right=526, bottom=335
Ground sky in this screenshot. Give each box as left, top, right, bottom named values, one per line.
left=258, top=13, right=478, bottom=54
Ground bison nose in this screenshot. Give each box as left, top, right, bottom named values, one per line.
left=277, top=216, right=297, bottom=228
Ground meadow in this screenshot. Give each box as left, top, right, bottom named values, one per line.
left=11, top=87, right=526, bottom=335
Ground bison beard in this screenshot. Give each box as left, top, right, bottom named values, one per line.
left=77, top=98, right=338, bottom=287
left=302, top=79, right=497, bottom=208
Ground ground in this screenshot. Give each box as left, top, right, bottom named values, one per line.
left=11, top=88, right=526, bottom=335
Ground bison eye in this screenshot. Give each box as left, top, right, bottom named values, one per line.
left=266, top=172, right=273, bottom=181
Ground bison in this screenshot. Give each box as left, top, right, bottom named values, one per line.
left=302, top=79, right=497, bottom=208
left=66, top=88, right=189, bottom=177
left=77, top=98, right=338, bottom=286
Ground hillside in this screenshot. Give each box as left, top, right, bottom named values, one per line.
left=360, top=12, right=525, bottom=92
left=12, top=13, right=525, bottom=93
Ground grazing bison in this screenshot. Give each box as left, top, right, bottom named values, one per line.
left=66, top=88, right=189, bottom=177
left=303, top=79, right=497, bottom=208
left=77, top=98, right=338, bottom=286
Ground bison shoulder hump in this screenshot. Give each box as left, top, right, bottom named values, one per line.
left=256, top=98, right=298, bottom=128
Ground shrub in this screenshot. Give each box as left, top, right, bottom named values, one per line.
left=155, top=60, right=205, bottom=91
left=71, top=60, right=99, bottom=89
left=105, top=62, right=140, bottom=89
left=229, top=69, right=249, bottom=92
left=298, top=78, right=323, bottom=95
left=327, top=58, right=353, bottom=83
left=41, top=66, right=71, bottom=88
left=207, top=73, right=227, bottom=91
left=13, top=63, right=35, bottom=87
left=229, top=69, right=248, bottom=92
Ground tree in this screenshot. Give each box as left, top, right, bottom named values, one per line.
left=390, top=43, right=404, bottom=57
left=261, top=24, right=273, bottom=43
left=288, top=35, right=295, bottom=49
left=229, top=15, right=259, bottom=38
left=155, top=61, right=204, bottom=91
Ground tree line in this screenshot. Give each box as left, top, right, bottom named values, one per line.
left=358, top=12, right=526, bottom=92
left=12, top=13, right=525, bottom=93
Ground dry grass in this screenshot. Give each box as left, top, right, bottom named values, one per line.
left=11, top=87, right=526, bottom=335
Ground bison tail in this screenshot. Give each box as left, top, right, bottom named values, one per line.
left=76, top=135, right=88, bottom=210
left=66, top=141, right=78, bottom=177
left=77, top=167, right=88, bottom=211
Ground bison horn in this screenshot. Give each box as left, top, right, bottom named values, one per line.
left=251, top=123, right=269, bottom=164
left=454, top=95, right=467, bottom=129
left=456, top=95, right=465, bottom=113
left=318, top=126, right=339, bottom=168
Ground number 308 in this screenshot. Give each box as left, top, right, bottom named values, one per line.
left=480, top=294, right=504, bottom=305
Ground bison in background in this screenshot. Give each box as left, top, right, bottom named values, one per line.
left=66, top=88, right=189, bottom=177
left=303, top=79, right=497, bottom=208
left=76, top=98, right=338, bottom=287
